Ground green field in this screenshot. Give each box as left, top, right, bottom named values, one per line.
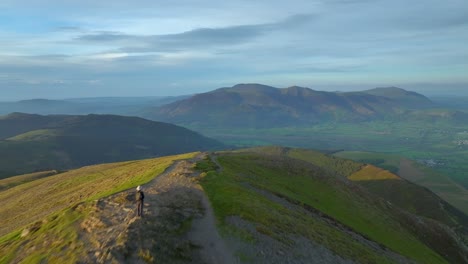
left=197, top=120, right=468, bottom=188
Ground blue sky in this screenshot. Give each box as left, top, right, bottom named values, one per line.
left=1, top=0, right=467, bottom=100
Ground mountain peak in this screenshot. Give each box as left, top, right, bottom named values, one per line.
left=230, top=83, right=277, bottom=92
left=282, top=86, right=317, bottom=96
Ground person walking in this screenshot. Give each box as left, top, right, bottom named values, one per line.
left=136, top=185, right=145, bottom=217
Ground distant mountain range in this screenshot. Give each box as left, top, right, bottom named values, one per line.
left=0, top=95, right=189, bottom=116
left=0, top=113, right=224, bottom=178
left=142, top=84, right=436, bottom=128
left=0, top=84, right=468, bottom=130
left=2, top=84, right=466, bottom=130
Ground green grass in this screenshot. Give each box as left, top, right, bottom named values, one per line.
left=0, top=152, right=197, bottom=237
left=199, top=152, right=448, bottom=264
left=0, top=170, right=59, bottom=191
left=199, top=159, right=395, bottom=263
left=0, top=152, right=198, bottom=263
left=0, top=207, right=85, bottom=264
left=285, top=148, right=363, bottom=177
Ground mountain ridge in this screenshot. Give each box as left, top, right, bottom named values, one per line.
left=142, top=83, right=434, bottom=128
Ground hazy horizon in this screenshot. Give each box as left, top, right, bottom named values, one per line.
left=1, top=0, right=467, bottom=100
left=1, top=83, right=468, bottom=102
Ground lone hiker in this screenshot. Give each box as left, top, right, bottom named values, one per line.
left=136, top=185, right=145, bottom=217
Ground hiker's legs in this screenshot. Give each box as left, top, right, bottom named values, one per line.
left=140, top=201, right=144, bottom=216
left=137, top=201, right=144, bottom=216
left=137, top=201, right=141, bottom=216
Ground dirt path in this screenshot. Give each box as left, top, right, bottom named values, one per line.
left=77, top=153, right=236, bottom=264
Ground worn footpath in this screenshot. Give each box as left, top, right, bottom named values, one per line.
left=77, top=153, right=236, bottom=264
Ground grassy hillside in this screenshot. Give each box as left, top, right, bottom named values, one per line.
left=335, top=151, right=468, bottom=216
left=0, top=113, right=224, bottom=178
left=0, top=152, right=196, bottom=263
left=0, top=171, right=58, bottom=191
left=278, top=148, right=468, bottom=229
left=1, top=148, right=466, bottom=263
left=198, top=148, right=468, bottom=263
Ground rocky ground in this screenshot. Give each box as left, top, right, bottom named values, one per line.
left=77, top=153, right=236, bottom=264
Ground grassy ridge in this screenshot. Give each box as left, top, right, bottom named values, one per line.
left=0, top=152, right=197, bottom=251
left=198, top=157, right=395, bottom=264
left=285, top=148, right=362, bottom=177
left=199, top=152, right=447, bottom=263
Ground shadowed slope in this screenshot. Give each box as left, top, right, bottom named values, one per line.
left=0, top=113, right=224, bottom=178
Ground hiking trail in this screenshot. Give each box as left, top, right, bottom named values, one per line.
left=77, top=153, right=237, bottom=264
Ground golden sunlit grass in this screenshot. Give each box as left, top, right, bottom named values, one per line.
left=348, top=165, right=400, bottom=181
left=0, top=152, right=197, bottom=237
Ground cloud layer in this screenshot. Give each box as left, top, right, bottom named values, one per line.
left=0, top=0, right=467, bottom=99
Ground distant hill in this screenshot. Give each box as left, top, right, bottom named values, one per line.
left=0, top=113, right=224, bottom=178
left=142, top=83, right=435, bottom=128
left=0, top=96, right=189, bottom=116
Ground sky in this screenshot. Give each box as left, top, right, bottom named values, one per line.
left=1, top=0, right=468, bottom=100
